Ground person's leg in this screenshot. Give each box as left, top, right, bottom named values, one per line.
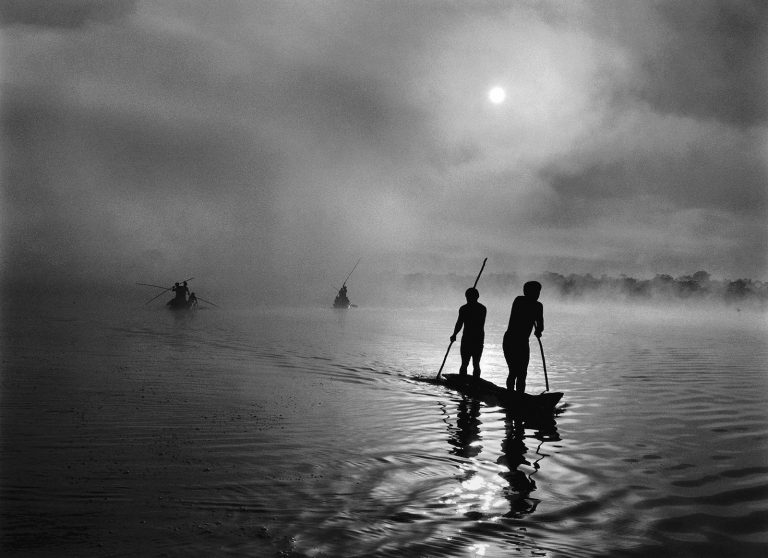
left=471, top=343, right=483, bottom=377
left=459, top=342, right=470, bottom=375
left=503, top=336, right=517, bottom=390
left=515, top=343, right=530, bottom=393
left=504, top=337, right=530, bottom=392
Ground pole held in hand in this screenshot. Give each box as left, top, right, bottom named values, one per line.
left=537, top=336, right=549, bottom=392
left=436, top=340, right=454, bottom=378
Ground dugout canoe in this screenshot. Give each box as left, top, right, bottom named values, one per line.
left=166, top=298, right=195, bottom=311
left=437, top=374, right=563, bottom=415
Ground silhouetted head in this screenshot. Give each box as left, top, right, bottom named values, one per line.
left=465, top=287, right=479, bottom=302
left=183, top=281, right=187, bottom=286
left=523, top=281, right=541, bottom=299
left=175, top=282, right=179, bottom=286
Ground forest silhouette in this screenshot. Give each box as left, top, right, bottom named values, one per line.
left=402, top=270, right=767, bottom=307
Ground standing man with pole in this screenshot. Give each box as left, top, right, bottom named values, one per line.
left=450, top=287, right=487, bottom=379
left=503, top=281, right=544, bottom=394
left=436, top=258, right=487, bottom=380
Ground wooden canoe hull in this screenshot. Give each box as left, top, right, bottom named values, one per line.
left=439, top=374, right=563, bottom=414
left=166, top=298, right=194, bottom=310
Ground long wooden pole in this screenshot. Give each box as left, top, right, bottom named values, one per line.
left=436, top=258, right=487, bottom=380
left=136, top=282, right=168, bottom=290
left=341, top=258, right=361, bottom=287
left=144, top=289, right=173, bottom=305
left=436, top=340, right=454, bottom=380
left=537, top=336, right=549, bottom=392
left=196, top=296, right=219, bottom=308
left=472, top=258, right=487, bottom=290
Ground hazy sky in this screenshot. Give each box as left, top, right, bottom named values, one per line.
left=2, top=0, right=766, bottom=302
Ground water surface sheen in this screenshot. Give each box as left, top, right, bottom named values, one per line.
left=2, top=303, right=767, bottom=557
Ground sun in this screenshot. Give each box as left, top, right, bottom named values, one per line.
left=488, top=86, right=506, bottom=104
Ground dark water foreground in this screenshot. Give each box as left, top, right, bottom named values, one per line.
left=2, top=301, right=767, bottom=557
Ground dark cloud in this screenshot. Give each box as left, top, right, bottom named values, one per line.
left=543, top=142, right=766, bottom=218
left=0, top=0, right=136, bottom=28
left=643, top=0, right=768, bottom=126
left=555, top=0, right=768, bottom=127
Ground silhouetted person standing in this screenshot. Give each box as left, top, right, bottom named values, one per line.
left=169, top=281, right=188, bottom=308
left=334, top=285, right=350, bottom=307
left=450, top=288, right=487, bottom=378
left=171, top=282, right=184, bottom=302
left=503, top=281, right=543, bottom=393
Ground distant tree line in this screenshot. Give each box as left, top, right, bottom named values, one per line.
left=401, top=270, right=768, bottom=307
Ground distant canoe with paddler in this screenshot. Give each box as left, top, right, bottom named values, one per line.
left=136, top=278, right=218, bottom=311
left=332, top=258, right=361, bottom=309
left=333, top=292, right=352, bottom=309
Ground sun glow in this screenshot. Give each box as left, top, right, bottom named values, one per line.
left=488, top=86, right=506, bottom=104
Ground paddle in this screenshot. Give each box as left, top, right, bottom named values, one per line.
left=341, top=257, right=361, bottom=288
left=196, top=296, right=219, bottom=308
left=435, top=258, right=487, bottom=380
left=537, top=336, right=549, bottom=392
left=143, top=276, right=194, bottom=305
left=136, top=282, right=168, bottom=290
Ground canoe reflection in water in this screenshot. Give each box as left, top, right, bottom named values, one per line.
left=446, top=395, right=560, bottom=519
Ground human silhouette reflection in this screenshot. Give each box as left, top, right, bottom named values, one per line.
left=447, top=396, right=482, bottom=459
left=498, top=413, right=560, bottom=518
left=442, top=393, right=561, bottom=519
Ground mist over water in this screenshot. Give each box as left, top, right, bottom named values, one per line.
left=2, top=294, right=766, bottom=557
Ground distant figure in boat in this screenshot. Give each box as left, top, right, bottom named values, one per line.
left=188, top=292, right=198, bottom=307
left=334, top=285, right=351, bottom=308
left=503, top=281, right=544, bottom=393
left=168, top=282, right=190, bottom=309
left=450, top=287, right=487, bottom=378
left=174, top=282, right=187, bottom=301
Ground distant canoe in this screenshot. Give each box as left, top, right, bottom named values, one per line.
left=333, top=295, right=358, bottom=309
left=333, top=298, right=351, bottom=309
left=333, top=259, right=360, bottom=309
left=438, top=374, right=563, bottom=415
left=166, top=298, right=195, bottom=311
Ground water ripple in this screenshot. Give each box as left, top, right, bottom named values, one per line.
left=2, top=305, right=767, bottom=557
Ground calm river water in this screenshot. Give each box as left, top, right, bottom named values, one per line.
left=2, top=299, right=767, bottom=557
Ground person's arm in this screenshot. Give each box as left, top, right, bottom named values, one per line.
left=450, top=307, right=464, bottom=342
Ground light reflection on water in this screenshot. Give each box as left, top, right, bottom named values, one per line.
left=2, top=302, right=767, bottom=557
